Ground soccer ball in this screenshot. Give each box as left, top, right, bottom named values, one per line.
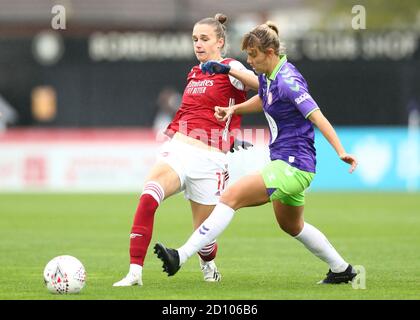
left=43, top=255, right=86, bottom=294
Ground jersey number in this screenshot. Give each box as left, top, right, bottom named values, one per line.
left=216, top=171, right=229, bottom=192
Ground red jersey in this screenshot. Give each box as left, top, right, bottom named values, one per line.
left=166, top=58, right=248, bottom=152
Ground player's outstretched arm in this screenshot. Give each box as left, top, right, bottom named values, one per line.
left=202, top=60, right=259, bottom=91
left=308, top=109, right=358, bottom=173
left=228, top=67, right=259, bottom=91
left=214, top=94, right=263, bottom=121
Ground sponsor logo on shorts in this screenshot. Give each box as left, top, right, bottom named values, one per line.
left=284, top=165, right=297, bottom=176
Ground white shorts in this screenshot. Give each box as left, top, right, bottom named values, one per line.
left=157, top=137, right=229, bottom=205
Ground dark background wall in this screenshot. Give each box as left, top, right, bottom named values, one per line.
left=1, top=33, right=419, bottom=128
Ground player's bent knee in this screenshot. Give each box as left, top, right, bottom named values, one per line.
left=219, top=191, right=240, bottom=210
left=278, top=222, right=302, bottom=237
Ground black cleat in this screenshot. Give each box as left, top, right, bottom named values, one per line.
left=153, top=243, right=181, bottom=276
left=318, top=264, right=357, bottom=284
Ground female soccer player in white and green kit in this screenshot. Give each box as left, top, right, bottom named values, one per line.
left=155, top=21, right=359, bottom=284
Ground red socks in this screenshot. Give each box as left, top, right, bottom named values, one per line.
left=198, top=240, right=218, bottom=262
left=129, top=182, right=164, bottom=266
left=128, top=181, right=219, bottom=265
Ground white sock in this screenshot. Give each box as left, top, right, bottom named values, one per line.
left=294, top=222, right=348, bottom=273
left=178, top=203, right=235, bottom=265
left=129, top=264, right=142, bottom=277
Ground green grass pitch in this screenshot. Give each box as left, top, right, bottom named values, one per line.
left=0, top=192, right=419, bottom=300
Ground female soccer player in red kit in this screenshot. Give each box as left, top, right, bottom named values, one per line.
left=113, top=13, right=258, bottom=286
